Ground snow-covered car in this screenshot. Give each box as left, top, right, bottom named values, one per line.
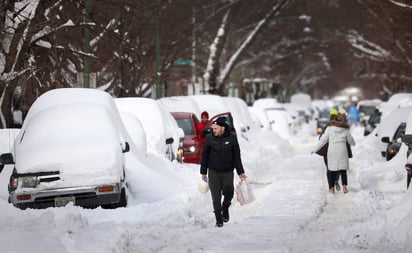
left=316, top=108, right=332, bottom=135
left=377, top=106, right=412, bottom=159
left=0, top=88, right=130, bottom=209
left=115, top=97, right=184, bottom=162
left=357, top=99, right=382, bottom=126
left=381, top=122, right=406, bottom=161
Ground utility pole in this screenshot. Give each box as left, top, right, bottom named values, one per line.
left=83, top=0, right=92, bottom=88
left=191, top=5, right=196, bottom=95
left=155, top=1, right=161, bottom=98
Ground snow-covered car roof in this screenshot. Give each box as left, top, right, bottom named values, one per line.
left=380, top=93, right=412, bottom=119
left=222, top=97, right=259, bottom=133
left=377, top=106, right=412, bottom=139
left=189, top=95, right=231, bottom=118
left=157, top=96, right=201, bottom=116
left=115, top=97, right=182, bottom=159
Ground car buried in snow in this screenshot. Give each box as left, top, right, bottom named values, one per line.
left=0, top=88, right=130, bottom=209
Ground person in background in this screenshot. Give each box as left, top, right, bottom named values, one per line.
left=196, top=111, right=209, bottom=152
left=196, top=111, right=209, bottom=135
left=348, top=103, right=360, bottom=127
left=312, top=113, right=356, bottom=194
left=200, top=117, right=247, bottom=227
left=320, top=108, right=341, bottom=191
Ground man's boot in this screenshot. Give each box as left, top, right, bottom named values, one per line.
left=222, top=204, right=230, bottom=222
left=214, top=210, right=223, bottom=227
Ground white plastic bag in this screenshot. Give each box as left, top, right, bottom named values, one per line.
left=198, top=178, right=209, bottom=193
left=235, top=179, right=255, bottom=206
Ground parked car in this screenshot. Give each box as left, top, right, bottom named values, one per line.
left=171, top=112, right=202, bottom=164
left=316, top=108, right=332, bottom=135
left=357, top=99, right=382, bottom=126
left=0, top=88, right=130, bottom=209
left=381, top=122, right=406, bottom=161
left=363, top=108, right=382, bottom=136
left=376, top=106, right=412, bottom=159
left=115, top=97, right=184, bottom=162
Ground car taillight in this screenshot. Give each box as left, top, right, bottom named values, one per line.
left=17, top=194, right=31, bottom=200
left=405, top=164, right=412, bottom=171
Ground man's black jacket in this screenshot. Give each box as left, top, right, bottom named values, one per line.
left=200, top=127, right=244, bottom=175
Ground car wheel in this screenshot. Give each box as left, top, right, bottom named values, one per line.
left=117, top=187, right=128, bottom=208
left=107, top=187, right=127, bottom=209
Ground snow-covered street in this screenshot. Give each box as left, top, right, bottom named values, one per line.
left=0, top=124, right=411, bottom=253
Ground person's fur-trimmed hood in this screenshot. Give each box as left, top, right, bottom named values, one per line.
left=328, top=119, right=349, bottom=129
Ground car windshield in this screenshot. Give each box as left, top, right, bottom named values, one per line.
left=360, top=105, right=376, bottom=116
left=319, top=109, right=330, bottom=119
left=393, top=123, right=406, bottom=140
left=175, top=118, right=195, bottom=135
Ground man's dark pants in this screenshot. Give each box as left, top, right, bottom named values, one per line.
left=208, top=169, right=234, bottom=212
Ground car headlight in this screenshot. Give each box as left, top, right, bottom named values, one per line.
left=388, top=147, right=397, bottom=155
left=184, top=146, right=197, bottom=154
left=19, top=176, right=39, bottom=188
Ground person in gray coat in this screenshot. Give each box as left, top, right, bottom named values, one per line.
left=312, top=113, right=356, bottom=193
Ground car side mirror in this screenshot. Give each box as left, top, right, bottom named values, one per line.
left=0, top=153, right=14, bottom=165
left=166, top=137, right=174, bottom=145
left=122, top=142, right=130, bottom=153
left=381, top=137, right=390, bottom=143
left=0, top=153, right=14, bottom=173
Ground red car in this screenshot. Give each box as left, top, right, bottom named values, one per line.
left=171, top=112, right=203, bottom=164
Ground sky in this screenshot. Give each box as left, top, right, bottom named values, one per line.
left=1, top=93, right=412, bottom=253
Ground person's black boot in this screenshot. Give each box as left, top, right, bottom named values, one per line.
left=222, top=205, right=230, bottom=222
left=214, top=210, right=223, bottom=227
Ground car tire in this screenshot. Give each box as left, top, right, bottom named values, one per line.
left=118, top=187, right=128, bottom=208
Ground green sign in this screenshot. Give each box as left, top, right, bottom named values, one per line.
left=173, top=59, right=192, bottom=66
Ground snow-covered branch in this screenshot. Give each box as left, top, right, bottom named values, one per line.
left=218, top=0, right=289, bottom=87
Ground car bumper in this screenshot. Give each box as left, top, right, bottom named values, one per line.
left=9, top=183, right=122, bottom=209
left=183, top=152, right=202, bottom=164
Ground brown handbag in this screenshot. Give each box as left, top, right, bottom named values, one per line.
left=316, top=143, right=329, bottom=156
left=347, top=142, right=353, bottom=158
left=316, top=142, right=352, bottom=158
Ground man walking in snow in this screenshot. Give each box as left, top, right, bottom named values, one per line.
left=200, top=116, right=247, bottom=227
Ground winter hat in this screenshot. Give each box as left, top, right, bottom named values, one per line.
left=330, top=108, right=338, bottom=115
left=214, top=117, right=228, bottom=127
left=201, top=111, right=209, bottom=118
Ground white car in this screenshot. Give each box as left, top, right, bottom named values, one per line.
left=115, top=97, right=183, bottom=162
left=0, top=88, right=130, bottom=209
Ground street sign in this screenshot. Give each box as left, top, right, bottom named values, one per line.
left=173, top=59, right=192, bottom=66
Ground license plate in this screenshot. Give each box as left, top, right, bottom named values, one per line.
left=55, top=196, right=75, bottom=207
